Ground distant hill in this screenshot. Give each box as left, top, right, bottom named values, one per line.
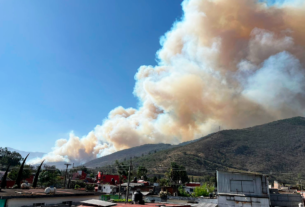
left=6, top=147, right=46, bottom=162
left=89, top=116, right=305, bottom=184
left=128, top=116, right=305, bottom=179
left=84, top=143, right=173, bottom=168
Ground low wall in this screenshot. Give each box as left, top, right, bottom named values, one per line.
left=145, top=196, right=217, bottom=204
left=6, top=195, right=101, bottom=207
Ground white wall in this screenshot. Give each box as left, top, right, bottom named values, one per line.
left=6, top=195, right=100, bottom=207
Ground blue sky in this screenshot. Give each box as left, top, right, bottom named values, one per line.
left=0, top=0, right=183, bottom=152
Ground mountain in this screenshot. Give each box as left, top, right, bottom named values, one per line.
left=87, top=116, right=305, bottom=184
left=6, top=147, right=46, bottom=162
left=128, top=116, right=305, bottom=176
left=84, top=135, right=208, bottom=168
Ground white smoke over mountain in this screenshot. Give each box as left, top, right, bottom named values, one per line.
left=29, top=0, right=305, bottom=164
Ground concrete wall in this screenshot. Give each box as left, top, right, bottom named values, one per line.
left=218, top=195, right=269, bottom=207
left=6, top=195, right=100, bottom=207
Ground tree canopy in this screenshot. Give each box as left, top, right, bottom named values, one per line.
left=39, top=167, right=62, bottom=187
left=166, top=162, right=189, bottom=184
left=0, top=147, right=23, bottom=167
left=8, top=165, right=32, bottom=181
left=137, top=166, right=148, bottom=180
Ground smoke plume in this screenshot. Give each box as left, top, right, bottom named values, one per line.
left=30, top=0, right=305, bottom=164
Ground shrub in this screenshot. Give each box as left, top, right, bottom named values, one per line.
left=74, top=184, right=80, bottom=189
left=178, top=186, right=190, bottom=197
left=193, top=183, right=215, bottom=197
left=85, top=184, right=94, bottom=191
left=112, top=199, right=132, bottom=202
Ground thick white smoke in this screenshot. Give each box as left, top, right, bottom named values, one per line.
left=30, top=0, right=305, bottom=164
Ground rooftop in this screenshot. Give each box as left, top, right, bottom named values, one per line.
left=0, top=188, right=103, bottom=199
left=79, top=201, right=191, bottom=207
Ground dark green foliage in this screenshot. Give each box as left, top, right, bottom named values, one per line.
left=153, top=176, right=157, bottom=182
left=72, top=181, right=86, bottom=189
left=32, top=160, right=45, bottom=188
left=159, top=178, right=169, bottom=187
left=85, top=184, right=94, bottom=191
left=38, top=167, right=61, bottom=187
left=112, top=199, right=132, bottom=202
left=8, top=165, right=32, bottom=181
left=15, top=153, right=29, bottom=188
left=137, top=166, right=148, bottom=180
left=166, top=162, right=189, bottom=184
left=115, top=160, right=128, bottom=178
left=0, top=147, right=23, bottom=167
left=178, top=186, right=190, bottom=197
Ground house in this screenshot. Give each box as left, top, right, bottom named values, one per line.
left=0, top=188, right=103, bottom=207
left=96, top=172, right=122, bottom=184
left=96, top=184, right=117, bottom=194
left=216, top=171, right=270, bottom=207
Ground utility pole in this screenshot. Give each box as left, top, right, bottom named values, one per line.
left=64, top=164, right=71, bottom=188
left=126, top=158, right=132, bottom=203
left=300, top=180, right=303, bottom=196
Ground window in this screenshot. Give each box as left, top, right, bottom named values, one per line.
left=230, top=180, right=254, bottom=193
left=242, top=181, right=254, bottom=193
left=230, top=180, right=242, bottom=192
left=190, top=188, right=194, bottom=192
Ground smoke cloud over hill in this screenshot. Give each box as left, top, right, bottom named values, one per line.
left=30, top=0, right=305, bottom=164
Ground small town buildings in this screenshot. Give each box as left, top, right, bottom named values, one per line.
left=216, top=171, right=270, bottom=207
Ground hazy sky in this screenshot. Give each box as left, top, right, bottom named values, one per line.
left=0, top=0, right=182, bottom=152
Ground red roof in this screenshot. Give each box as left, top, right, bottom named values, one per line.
left=185, top=183, right=200, bottom=187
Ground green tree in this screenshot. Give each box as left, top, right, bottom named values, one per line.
left=137, top=166, right=148, bottom=180
left=159, top=178, right=169, bottom=187
left=153, top=176, right=158, bottom=183
left=0, top=147, right=23, bottom=167
left=8, top=165, right=32, bottom=181
left=39, top=168, right=62, bottom=187
left=165, top=162, right=189, bottom=184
